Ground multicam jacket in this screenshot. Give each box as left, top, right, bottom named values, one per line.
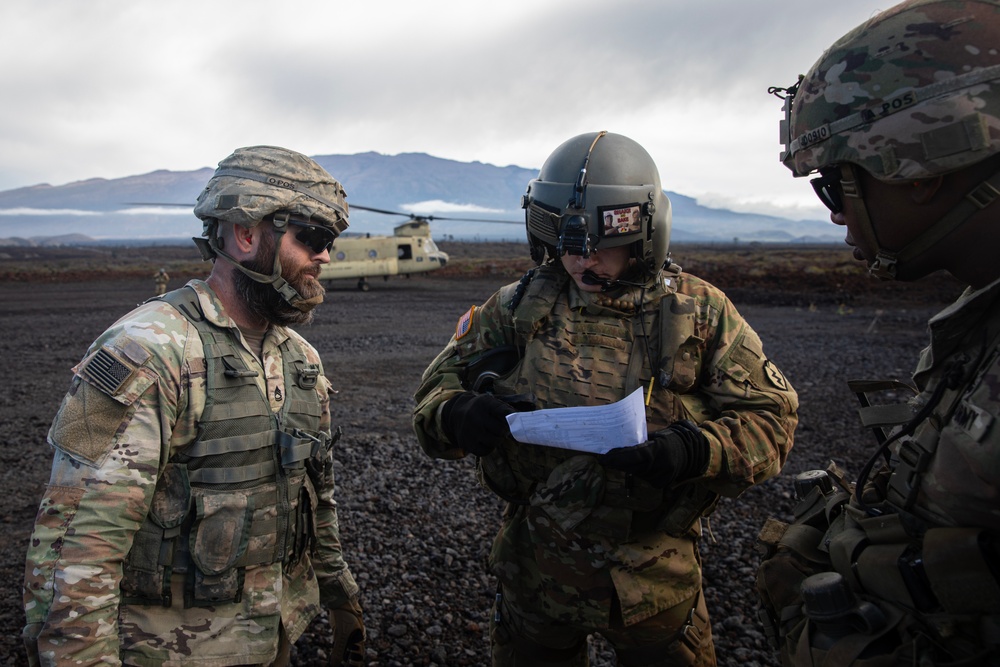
left=23, top=280, right=358, bottom=667
left=413, top=263, right=798, bottom=626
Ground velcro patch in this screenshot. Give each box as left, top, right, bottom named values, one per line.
left=81, top=346, right=138, bottom=397
left=764, top=359, right=789, bottom=391
left=455, top=306, right=476, bottom=340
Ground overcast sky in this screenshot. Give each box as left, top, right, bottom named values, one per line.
left=0, top=0, right=891, bottom=222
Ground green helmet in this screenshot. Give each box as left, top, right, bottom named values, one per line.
left=780, top=0, right=1000, bottom=181
left=521, top=131, right=671, bottom=280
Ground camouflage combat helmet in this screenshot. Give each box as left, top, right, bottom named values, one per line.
left=780, top=0, right=1000, bottom=181
left=193, top=146, right=349, bottom=310
left=521, top=131, right=671, bottom=282
left=776, top=0, right=1000, bottom=278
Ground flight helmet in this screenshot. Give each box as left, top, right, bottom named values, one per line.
left=521, top=131, right=671, bottom=282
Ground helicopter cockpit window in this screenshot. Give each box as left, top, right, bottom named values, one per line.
left=398, top=244, right=413, bottom=260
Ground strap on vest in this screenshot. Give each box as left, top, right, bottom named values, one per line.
left=613, top=590, right=711, bottom=667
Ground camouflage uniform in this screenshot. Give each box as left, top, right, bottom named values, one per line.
left=757, top=1, right=1000, bottom=663
left=154, top=269, right=169, bottom=296
left=23, top=279, right=359, bottom=666
left=758, top=280, right=1000, bottom=665
left=414, top=262, right=799, bottom=664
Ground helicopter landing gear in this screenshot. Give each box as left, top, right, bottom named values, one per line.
left=357, top=277, right=370, bottom=292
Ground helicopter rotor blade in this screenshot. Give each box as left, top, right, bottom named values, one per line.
left=421, top=214, right=522, bottom=224
left=124, top=202, right=193, bottom=207
left=349, top=204, right=410, bottom=217
left=352, top=204, right=520, bottom=224
left=122, top=202, right=523, bottom=224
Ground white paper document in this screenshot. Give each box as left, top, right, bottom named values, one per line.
left=505, top=387, right=648, bottom=455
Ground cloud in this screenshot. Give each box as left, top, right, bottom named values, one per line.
left=0, top=0, right=892, bottom=222
left=0, top=208, right=100, bottom=216
left=402, top=200, right=507, bottom=216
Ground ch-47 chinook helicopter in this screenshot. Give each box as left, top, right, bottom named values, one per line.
left=126, top=201, right=520, bottom=291
left=332, top=204, right=519, bottom=291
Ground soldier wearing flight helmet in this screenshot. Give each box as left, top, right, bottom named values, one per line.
left=23, top=146, right=366, bottom=666
left=413, top=131, right=798, bottom=665
left=757, top=2, right=1000, bottom=664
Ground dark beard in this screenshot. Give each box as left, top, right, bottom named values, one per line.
left=233, top=229, right=325, bottom=326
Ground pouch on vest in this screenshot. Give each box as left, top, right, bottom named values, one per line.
left=188, top=489, right=252, bottom=604
left=530, top=455, right=605, bottom=534
left=304, top=426, right=338, bottom=489
left=923, top=527, right=1000, bottom=614
left=477, top=445, right=528, bottom=505
left=657, top=484, right=720, bottom=538
left=530, top=454, right=636, bottom=542
left=121, top=464, right=191, bottom=606
left=662, top=336, right=702, bottom=393
left=288, top=474, right=319, bottom=568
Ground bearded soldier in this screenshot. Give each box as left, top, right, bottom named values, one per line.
left=413, top=131, right=799, bottom=666
left=757, top=2, right=1000, bottom=664
left=23, top=146, right=365, bottom=666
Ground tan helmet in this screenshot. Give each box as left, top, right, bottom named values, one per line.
left=193, top=146, right=349, bottom=310
left=194, top=145, right=348, bottom=247
left=521, top=131, right=671, bottom=282
left=780, top=0, right=1000, bottom=181
left=775, top=0, right=1000, bottom=279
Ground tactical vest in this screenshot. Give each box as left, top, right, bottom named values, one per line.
left=476, top=265, right=719, bottom=542
left=121, top=287, right=331, bottom=608
left=757, top=344, right=1000, bottom=664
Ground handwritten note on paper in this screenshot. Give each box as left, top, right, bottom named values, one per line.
left=505, top=387, right=648, bottom=455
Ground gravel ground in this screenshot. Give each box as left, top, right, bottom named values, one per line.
left=0, top=246, right=952, bottom=666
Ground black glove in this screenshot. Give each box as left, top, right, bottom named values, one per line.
left=329, top=598, right=365, bottom=666
left=599, top=420, right=710, bottom=489
left=440, top=391, right=515, bottom=456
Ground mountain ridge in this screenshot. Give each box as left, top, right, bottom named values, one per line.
left=0, top=152, right=839, bottom=243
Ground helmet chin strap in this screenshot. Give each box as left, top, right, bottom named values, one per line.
left=580, top=258, right=656, bottom=292
left=210, top=215, right=320, bottom=312
left=842, top=164, right=1000, bottom=281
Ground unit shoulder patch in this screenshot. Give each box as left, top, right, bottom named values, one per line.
left=764, top=359, right=789, bottom=391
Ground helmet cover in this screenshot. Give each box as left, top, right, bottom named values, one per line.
left=194, top=145, right=349, bottom=237
left=781, top=0, right=1000, bottom=181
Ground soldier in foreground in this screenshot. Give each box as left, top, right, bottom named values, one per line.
left=413, top=132, right=799, bottom=665
left=757, top=1, right=1000, bottom=664
left=22, top=146, right=365, bottom=666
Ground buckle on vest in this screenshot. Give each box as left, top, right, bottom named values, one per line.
left=887, top=438, right=932, bottom=509
left=298, top=364, right=319, bottom=389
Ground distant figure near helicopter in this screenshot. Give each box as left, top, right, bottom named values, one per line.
left=153, top=267, right=169, bottom=295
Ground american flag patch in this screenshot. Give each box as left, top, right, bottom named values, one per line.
left=81, top=347, right=136, bottom=396
left=455, top=306, right=476, bottom=340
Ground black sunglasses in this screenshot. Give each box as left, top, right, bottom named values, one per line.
left=810, top=166, right=845, bottom=214
left=287, top=219, right=336, bottom=254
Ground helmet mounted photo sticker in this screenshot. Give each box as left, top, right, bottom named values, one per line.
left=599, top=204, right=642, bottom=237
